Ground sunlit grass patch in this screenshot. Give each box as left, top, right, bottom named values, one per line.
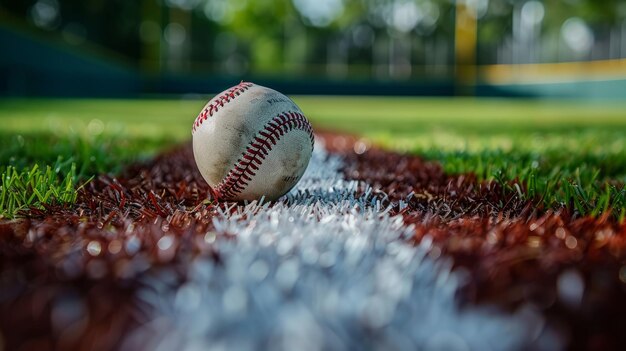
left=0, top=162, right=87, bottom=219
left=434, top=149, right=626, bottom=221
left=368, top=125, right=626, bottom=219
left=0, top=131, right=188, bottom=219
left=0, top=98, right=198, bottom=140
left=0, top=98, right=200, bottom=219
left=294, top=96, right=626, bottom=219
left=1, top=133, right=175, bottom=176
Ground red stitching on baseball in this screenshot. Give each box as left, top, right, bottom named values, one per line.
left=192, top=82, right=254, bottom=133
left=215, top=111, right=314, bottom=200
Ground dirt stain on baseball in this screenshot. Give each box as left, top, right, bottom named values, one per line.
left=266, top=97, right=290, bottom=105
left=208, top=155, right=233, bottom=183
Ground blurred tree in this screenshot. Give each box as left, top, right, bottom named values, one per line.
left=214, top=0, right=293, bottom=73
left=2, top=0, right=626, bottom=76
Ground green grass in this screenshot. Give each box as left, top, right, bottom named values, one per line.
left=0, top=132, right=177, bottom=219
left=0, top=98, right=198, bottom=140
left=0, top=98, right=202, bottom=218
left=294, top=96, right=626, bottom=219
left=1, top=162, right=84, bottom=219
left=1, top=96, right=626, bottom=219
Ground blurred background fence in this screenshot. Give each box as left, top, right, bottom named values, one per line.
left=1, top=0, right=626, bottom=98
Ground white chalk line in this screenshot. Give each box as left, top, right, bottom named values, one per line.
left=122, top=140, right=562, bottom=351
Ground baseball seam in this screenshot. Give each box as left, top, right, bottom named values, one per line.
left=216, top=111, right=314, bottom=200
left=192, top=82, right=254, bottom=133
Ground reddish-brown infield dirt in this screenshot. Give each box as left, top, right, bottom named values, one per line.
left=1, top=133, right=626, bottom=351
left=327, top=133, right=626, bottom=351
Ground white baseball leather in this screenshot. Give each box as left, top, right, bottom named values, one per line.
left=192, top=82, right=314, bottom=201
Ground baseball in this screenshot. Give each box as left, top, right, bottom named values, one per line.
left=192, top=82, right=314, bottom=201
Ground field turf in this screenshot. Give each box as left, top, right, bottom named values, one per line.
left=1, top=97, right=625, bottom=219
left=2, top=96, right=626, bottom=349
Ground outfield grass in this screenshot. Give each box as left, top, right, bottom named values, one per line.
left=0, top=99, right=198, bottom=139
left=0, top=98, right=203, bottom=218
left=296, top=97, right=626, bottom=219
left=1, top=97, right=625, bottom=219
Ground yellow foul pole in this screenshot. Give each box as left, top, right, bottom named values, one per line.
left=455, top=0, right=478, bottom=95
